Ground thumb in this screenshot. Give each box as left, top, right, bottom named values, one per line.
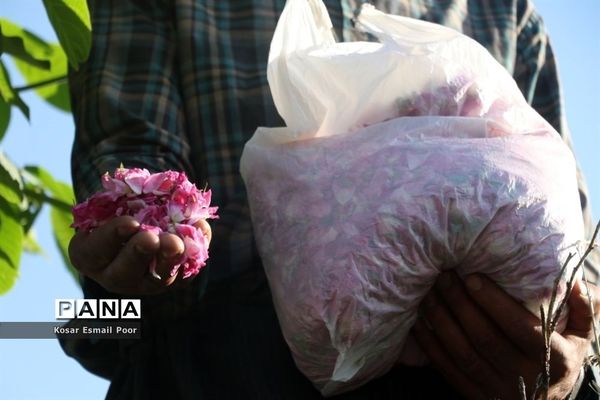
left=564, top=279, right=599, bottom=338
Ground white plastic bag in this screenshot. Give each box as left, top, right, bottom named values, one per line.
left=240, top=0, right=584, bottom=396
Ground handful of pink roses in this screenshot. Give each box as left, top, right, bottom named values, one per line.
left=71, top=167, right=218, bottom=279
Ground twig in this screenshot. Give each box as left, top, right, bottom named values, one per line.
left=518, top=376, right=527, bottom=400
left=542, top=253, right=575, bottom=332
left=581, top=265, right=600, bottom=357
left=536, top=220, right=600, bottom=399
left=22, top=199, right=43, bottom=234
left=22, top=187, right=72, bottom=212
left=13, top=75, right=67, bottom=92
left=531, top=373, right=544, bottom=400
left=540, top=304, right=550, bottom=400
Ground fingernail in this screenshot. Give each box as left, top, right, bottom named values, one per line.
left=117, top=222, right=140, bottom=236
left=135, top=243, right=155, bottom=255
left=465, top=275, right=482, bottom=291
left=162, top=248, right=183, bottom=259
left=149, top=260, right=162, bottom=281
left=161, top=249, right=175, bottom=258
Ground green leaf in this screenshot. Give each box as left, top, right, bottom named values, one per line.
left=22, top=166, right=77, bottom=283
left=0, top=19, right=52, bottom=70
left=0, top=150, right=24, bottom=207
left=42, top=0, right=91, bottom=70
left=0, top=20, right=66, bottom=111
left=0, top=197, right=23, bottom=295
left=23, top=165, right=74, bottom=205
left=51, top=206, right=78, bottom=283
left=0, top=60, right=29, bottom=119
left=21, top=181, right=43, bottom=233
left=23, top=229, right=44, bottom=255
left=0, top=97, right=10, bottom=142
left=14, top=44, right=70, bottom=112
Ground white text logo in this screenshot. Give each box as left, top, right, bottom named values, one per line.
left=55, top=299, right=141, bottom=320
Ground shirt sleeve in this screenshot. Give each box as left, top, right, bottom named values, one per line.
left=70, top=0, right=194, bottom=202
left=62, top=0, right=204, bottom=377
left=512, top=1, right=599, bottom=282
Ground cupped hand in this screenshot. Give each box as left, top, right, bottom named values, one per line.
left=68, top=216, right=211, bottom=295
left=412, top=271, right=599, bottom=400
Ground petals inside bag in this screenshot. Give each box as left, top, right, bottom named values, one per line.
left=240, top=0, right=584, bottom=396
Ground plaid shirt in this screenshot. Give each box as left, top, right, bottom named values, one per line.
left=70, top=0, right=597, bottom=283
left=64, top=0, right=598, bottom=397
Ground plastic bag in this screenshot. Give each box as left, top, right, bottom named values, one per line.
left=240, top=0, right=584, bottom=396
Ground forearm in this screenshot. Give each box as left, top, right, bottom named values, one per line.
left=70, top=0, right=193, bottom=203
left=69, top=0, right=207, bottom=302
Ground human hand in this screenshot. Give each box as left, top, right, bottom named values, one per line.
left=412, top=271, right=599, bottom=400
left=68, top=216, right=212, bottom=295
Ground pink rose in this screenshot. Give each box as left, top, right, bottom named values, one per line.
left=71, top=167, right=218, bottom=279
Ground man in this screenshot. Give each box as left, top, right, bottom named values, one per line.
left=63, top=0, right=599, bottom=398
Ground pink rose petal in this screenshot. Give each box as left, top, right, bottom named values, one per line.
left=71, top=167, right=218, bottom=279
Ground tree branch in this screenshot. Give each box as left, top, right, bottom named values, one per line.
left=22, top=187, right=72, bottom=212
left=13, top=75, right=67, bottom=92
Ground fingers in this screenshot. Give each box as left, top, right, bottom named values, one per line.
left=413, top=318, right=486, bottom=400
left=195, top=219, right=212, bottom=245
left=96, top=229, right=161, bottom=293
left=72, top=223, right=174, bottom=294
left=418, top=272, right=592, bottom=400
left=564, top=280, right=600, bottom=338
left=69, top=216, right=140, bottom=273
left=103, top=231, right=193, bottom=294
left=542, top=281, right=598, bottom=397
left=419, top=286, right=504, bottom=392
left=434, top=272, right=531, bottom=375
left=464, top=274, right=545, bottom=357
left=152, top=233, right=185, bottom=282
left=462, top=273, right=589, bottom=396
left=68, top=216, right=211, bottom=295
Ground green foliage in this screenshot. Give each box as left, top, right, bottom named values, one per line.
left=13, top=43, right=70, bottom=112
left=0, top=153, right=79, bottom=293
left=22, top=229, right=43, bottom=255
left=0, top=151, right=24, bottom=294
left=0, top=197, right=23, bottom=295
left=24, top=166, right=78, bottom=283
left=0, top=18, right=70, bottom=113
left=24, top=166, right=74, bottom=218
left=51, top=206, right=78, bottom=282
left=0, top=96, right=10, bottom=142
left=0, top=59, right=29, bottom=119
left=0, top=150, right=24, bottom=207
left=0, top=19, right=51, bottom=69
left=0, top=1, right=91, bottom=294
left=42, top=0, right=91, bottom=70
